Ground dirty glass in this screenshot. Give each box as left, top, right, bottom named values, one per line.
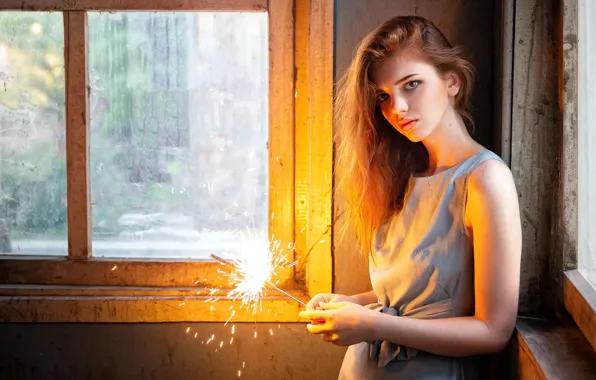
left=88, top=12, right=269, bottom=259
left=0, top=12, right=67, bottom=256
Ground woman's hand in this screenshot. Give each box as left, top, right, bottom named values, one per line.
left=306, top=293, right=355, bottom=310
left=299, top=301, right=379, bottom=346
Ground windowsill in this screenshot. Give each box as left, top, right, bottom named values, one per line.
left=0, top=285, right=309, bottom=322
left=564, top=269, right=596, bottom=351
left=0, top=256, right=296, bottom=289
left=515, top=316, right=596, bottom=379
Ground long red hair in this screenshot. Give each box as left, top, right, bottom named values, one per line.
left=334, top=16, right=476, bottom=254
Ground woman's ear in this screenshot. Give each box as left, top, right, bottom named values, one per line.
left=445, top=72, right=461, bottom=97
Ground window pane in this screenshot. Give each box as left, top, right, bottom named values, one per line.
left=88, top=12, right=268, bottom=259
left=0, top=12, right=67, bottom=256
left=579, top=0, right=596, bottom=288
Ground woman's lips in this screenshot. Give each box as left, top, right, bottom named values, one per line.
left=399, top=119, right=418, bottom=132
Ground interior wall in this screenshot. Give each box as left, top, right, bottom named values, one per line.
left=0, top=323, right=345, bottom=380
left=509, top=0, right=560, bottom=315
left=0, top=1, right=498, bottom=379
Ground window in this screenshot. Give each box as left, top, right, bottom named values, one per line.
left=577, top=0, right=596, bottom=291
left=0, top=0, right=334, bottom=323
left=0, top=12, right=67, bottom=256
left=87, top=12, right=269, bottom=259
left=562, top=0, right=596, bottom=352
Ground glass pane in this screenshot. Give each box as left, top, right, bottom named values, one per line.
left=579, top=0, right=596, bottom=288
left=0, top=12, right=67, bottom=256
left=88, top=12, right=268, bottom=259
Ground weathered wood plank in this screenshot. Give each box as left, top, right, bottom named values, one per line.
left=493, top=0, right=515, bottom=165
left=517, top=334, right=545, bottom=380
left=564, top=270, right=596, bottom=352
left=0, top=284, right=307, bottom=298
left=0, top=258, right=296, bottom=288
left=550, top=0, right=579, bottom=312
left=304, top=0, right=333, bottom=297
left=0, top=295, right=307, bottom=322
left=0, top=0, right=267, bottom=11
left=268, top=0, right=295, bottom=284
left=511, top=0, right=560, bottom=314
left=64, top=11, right=91, bottom=260
left=516, top=317, right=596, bottom=379
left=293, top=0, right=311, bottom=287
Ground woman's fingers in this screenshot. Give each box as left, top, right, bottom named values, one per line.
left=306, top=323, right=331, bottom=334
left=299, top=310, right=328, bottom=320
left=322, top=333, right=339, bottom=343
left=306, top=294, right=327, bottom=309
left=319, top=301, right=345, bottom=310
left=306, top=297, right=320, bottom=309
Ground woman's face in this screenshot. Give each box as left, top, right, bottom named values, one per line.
left=371, top=51, right=460, bottom=143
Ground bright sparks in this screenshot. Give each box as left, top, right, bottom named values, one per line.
left=211, top=228, right=298, bottom=315
left=224, top=310, right=236, bottom=326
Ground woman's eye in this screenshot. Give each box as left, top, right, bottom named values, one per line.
left=377, top=93, right=389, bottom=103
left=404, top=81, right=421, bottom=91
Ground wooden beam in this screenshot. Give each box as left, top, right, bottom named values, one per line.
left=564, top=270, right=596, bottom=352
left=304, top=0, right=333, bottom=297
left=0, top=257, right=297, bottom=288
left=494, top=0, right=514, bottom=165
left=516, top=317, right=596, bottom=379
left=0, top=0, right=267, bottom=11
left=551, top=0, right=579, bottom=312
left=516, top=332, right=546, bottom=380
left=292, top=0, right=335, bottom=295
left=510, top=0, right=560, bottom=314
left=268, top=0, right=295, bottom=283
left=293, top=0, right=310, bottom=285
left=0, top=285, right=219, bottom=297
left=64, top=11, right=91, bottom=260
left=0, top=294, right=307, bottom=322
left=0, top=284, right=307, bottom=298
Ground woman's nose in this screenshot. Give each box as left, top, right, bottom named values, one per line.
left=392, top=96, right=408, bottom=116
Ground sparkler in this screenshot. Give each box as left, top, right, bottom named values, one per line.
left=178, top=223, right=318, bottom=376
left=210, top=253, right=309, bottom=309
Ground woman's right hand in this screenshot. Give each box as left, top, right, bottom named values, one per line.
left=306, top=293, right=355, bottom=310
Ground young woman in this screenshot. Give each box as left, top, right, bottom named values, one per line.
left=298, top=16, right=522, bottom=379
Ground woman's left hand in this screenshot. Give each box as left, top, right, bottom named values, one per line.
left=299, top=301, right=379, bottom=346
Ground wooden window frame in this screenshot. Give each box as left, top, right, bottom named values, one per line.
left=560, top=0, right=596, bottom=352
left=0, top=0, right=334, bottom=323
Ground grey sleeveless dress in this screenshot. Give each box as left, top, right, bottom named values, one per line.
left=338, top=150, right=503, bottom=380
